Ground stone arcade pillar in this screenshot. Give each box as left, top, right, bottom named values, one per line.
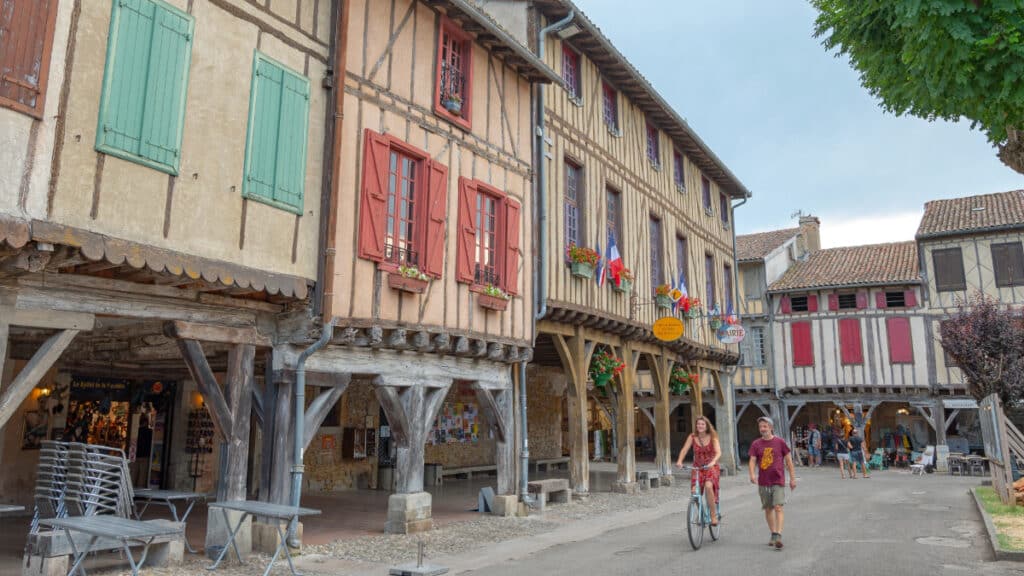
left=712, top=371, right=737, bottom=474
left=375, top=375, right=452, bottom=534
left=473, top=375, right=518, bottom=515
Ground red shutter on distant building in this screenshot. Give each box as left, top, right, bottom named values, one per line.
left=423, top=159, right=449, bottom=278
left=807, top=295, right=818, bottom=312
left=791, top=322, right=813, bottom=367
left=456, top=177, right=477, bottom=283
left=875, top=292, right=887, bottom=309
left=887, top=317, right=913, bottom=363
left=781, top=297, right=792, bottom=314
left=828, top=294, right=839, bottom=311
left=839, top=318, right=863, bottom=365
left=0, top=0, right=58, bottom=118
left=358, top=129, right=390, bottom=261
left=904, top=289, right=917, bottom=308
left=856, top=291, right=868, bottom=309
left=504, top=198, right=521, bottom=295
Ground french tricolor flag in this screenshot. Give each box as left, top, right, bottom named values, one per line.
left=596, top=240, right=606, bottom=287
left=607, top=234, right=624, bottom=286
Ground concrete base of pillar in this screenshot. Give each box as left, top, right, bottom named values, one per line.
left=611, top=481, right=638, bottom=494
left=252, top=521, right=303, bottom=555
left=386, top=492, right=433, bottom=534
left=491, top=494, right=523, bottom=517
left=205, top=508, right=252, bottom=561
left=22, top=554, right=67, bottom=576
left=659, top=474, right=674, bottom=486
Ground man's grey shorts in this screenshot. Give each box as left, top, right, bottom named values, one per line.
left=759, top=484, right=786, bottom=509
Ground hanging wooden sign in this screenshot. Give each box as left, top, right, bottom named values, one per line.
left=652, top=317, right=684, bottom=341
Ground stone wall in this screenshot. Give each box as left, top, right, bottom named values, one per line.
left=305, top=380, right=379, bottom=492
left=526, top=368, right=567, bottom=460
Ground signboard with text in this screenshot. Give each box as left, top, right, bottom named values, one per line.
left=716, top=324, right=746, bottom=344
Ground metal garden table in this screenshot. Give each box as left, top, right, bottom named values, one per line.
left=206, top=500, right=321, bottom=576
left=38, top=516, right=183, bottom=576
left=133, top=489, right=206, bottom=553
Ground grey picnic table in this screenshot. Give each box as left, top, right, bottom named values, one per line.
left=207, top=500, right=321, bottom=576
left=38, top=515, right=183, bottom=576
left=133, top=489, right=206, bottom=553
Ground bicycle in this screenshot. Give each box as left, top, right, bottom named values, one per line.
left=685, top=465, right=720, bottom=550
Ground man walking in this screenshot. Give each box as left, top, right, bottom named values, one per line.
left=808, top=423, right=822, bottom=467
left=749, top=416, right=797, bottom=550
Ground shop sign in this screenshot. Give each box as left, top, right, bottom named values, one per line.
left=716, top=323, right=746, bottom=344
left=652, top=317, right=685, bottom=342
left=943, top=399, right=978, bottom=409
left=71, top=377, right=131, bottom=400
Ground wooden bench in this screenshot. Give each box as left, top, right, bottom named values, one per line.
left=530, top=457, right=570, bottom=473
left=527, top=479, right=572, bottom=511
left=24, top=441, right=184, bottom=575
left=441, top=464, right=498, bottom=480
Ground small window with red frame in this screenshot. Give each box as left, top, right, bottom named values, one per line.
left=436, top=18, right=472, bottom=129
left=646, top=122, right=660, bottom=168
left=475, top=190, right=501, bottom=285
left=602, top=81, right=619, bottom=134
left=563, top=45, right=582, bottom=103
left=386, top=149, right=420, bottom=266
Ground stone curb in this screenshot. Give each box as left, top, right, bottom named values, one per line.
left=970, top=487, right=1024, bottom=562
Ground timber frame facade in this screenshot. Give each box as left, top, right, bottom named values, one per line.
left=528, top=0, right=752, bottom=493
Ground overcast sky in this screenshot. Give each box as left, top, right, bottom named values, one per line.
left=574, top=0, right=1024, bottom=248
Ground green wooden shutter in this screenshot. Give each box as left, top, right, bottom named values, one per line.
left=243, top=53, right=310, bottom=214
left=96, top=0, right=193, bottom=174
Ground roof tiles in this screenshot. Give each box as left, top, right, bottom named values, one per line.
left=769, top=241, right=919, bottom=292
left=736, top=228, right=800, bottom=262
left=917, top=190, right=1024, bottom=239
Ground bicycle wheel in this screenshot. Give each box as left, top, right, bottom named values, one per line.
left=687, top=498, right=704, bottom=550
left=709, top=507, right=720, bottom=541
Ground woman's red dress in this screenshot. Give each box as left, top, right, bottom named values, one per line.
left=690, top=434, right=720, bottom=503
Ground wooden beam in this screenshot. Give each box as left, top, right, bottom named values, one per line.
left=473, top=385, right=507, bottom=442
left=787, top=402, right=806, bottom=428
left=303, top=375, right=351, bottom=449
left=0, top=287, right=13, bottom=381
left=0, top=329, right=78, bottom=429
left=11, top=309, right=94, bottom=331
left=175, top=339, right=233, bottom=443
left=945, top=409, right=961, bottom=430
left=222, top=344, right=254, bottom=502
left=163, top=321, right=272, bottom=347
left=736, top=402, right=751, bottom=422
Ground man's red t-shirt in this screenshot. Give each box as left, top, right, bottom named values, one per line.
left=749, top=436, right=790, bottom=486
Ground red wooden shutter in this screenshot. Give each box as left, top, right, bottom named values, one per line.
left=807, top=295, right=819, bottom=312
left=886, top=317, right=913, bottom=363
left=504, top=198, right=521, bottom=295
left=875, top=292, right=887, bottom=309
left=0, top=0, right=58, bottom=118
left=838, top=318, right=863, bottom=365
left=904, top=289, right=917, bottom=308
left=856, top=291, right=868, bottom=309
left=422, top=159, right=449, bottom=278
left=357, top=129, right=390, bottom=262
left=780, top=296, right=792, bottom=314
left=828, top=294, right=839, bottom=311
left=456, top=177, right=477, bottom=283
left=791, top=322, right=813, bottom=367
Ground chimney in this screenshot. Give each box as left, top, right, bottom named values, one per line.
left=799, top=215, right=821, bottom=252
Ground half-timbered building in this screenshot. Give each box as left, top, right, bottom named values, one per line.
left=1, top=0, right=335, bottom=559
left=525, top=0, right=751, bottom=494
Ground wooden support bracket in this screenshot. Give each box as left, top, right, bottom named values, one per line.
left=473, top=385, right=508, bottom=443
left=176, top=339, right=233, bottom=443
left=164, top=321, right=271, bottom=347
left=303, top=375, right=351, bottom=449
left=0, top=329, right=78, bottom=429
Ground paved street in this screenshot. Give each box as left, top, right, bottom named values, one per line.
left=463, top=468, right=1024, bottom=576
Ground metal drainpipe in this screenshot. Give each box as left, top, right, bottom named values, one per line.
left=522, top=10, right=574, bottom=505
left=535, top=10, right=575, bottom=321
left=288, top=318, right=335, bottom=545
left=728, top=194, right=748, bottom=473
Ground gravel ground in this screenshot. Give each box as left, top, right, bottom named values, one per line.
left=90, top=478, right=694, bottom=575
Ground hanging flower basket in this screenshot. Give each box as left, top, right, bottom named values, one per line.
left=708, top=317, right=723, bottom=330
left=589, top=350, right=625, bottom=389
left=571, top=261, right=596, bottom=279
left=388, top=266, right=430, bottom=294
left=669, top=368, right=698, bottom=395
left=592, top=372, right=613, bottom=388
left=655, top=294, right=674, bottom=309
left=686, top=307, right=703, bottom=320
left=478, top=284, right=510, bottom=311
left=612, top=278, right=632, bottom=294
left=669, top=381, right=689, bottom=395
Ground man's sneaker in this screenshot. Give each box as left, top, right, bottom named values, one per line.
left=768, top=532, right=778, bottom=546
left=774, top=536, right=784, bottom=550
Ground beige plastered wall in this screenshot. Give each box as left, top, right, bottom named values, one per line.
left=46, top=0, right=333, bottom=281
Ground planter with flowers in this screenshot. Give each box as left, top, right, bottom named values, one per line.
left=588, top=349, right=625, bottom=389
left=478, top=284, right=510, bottom=311
left=708, top=304, right=724, bottom=330
left=442, top=94, right=463, bottom=116
left=682, top=296, right=703, bottom=319
left=388, top=265, right=431, bottom=294
left=612, top=268, right=634, bottom=294
left=567, top=244, right=601, bottom=279
left=669, top=367, right=698, bottom=395
left=654, top=284, right=674, bottom=309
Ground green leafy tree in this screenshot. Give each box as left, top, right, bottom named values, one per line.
left=812, top=1, right=1024, bottom=174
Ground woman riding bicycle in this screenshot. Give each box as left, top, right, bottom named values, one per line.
left=675, top=415, right=722, bottom=526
